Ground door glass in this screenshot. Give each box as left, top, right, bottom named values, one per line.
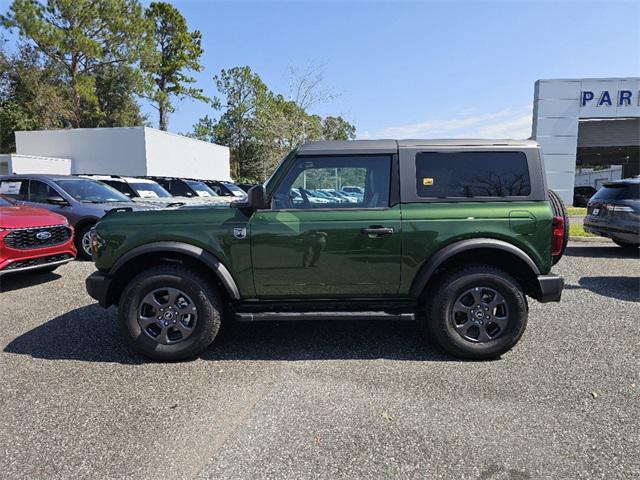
left=29, top=180, right=57, bottom=203
left=272, top=156, right=391, bottom=209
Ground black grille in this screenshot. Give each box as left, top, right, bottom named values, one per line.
left=4, top=225, right=71, bottom=250
left=3, top=253, right=73, bottom=271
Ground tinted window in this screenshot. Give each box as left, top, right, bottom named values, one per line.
left=416, top=151, right=531, bottom=198
left=272, top=155, right=391, bottom=209
left=170, top=180, right=194, bottom=197
left=102, top=180, right=135, bottom=197
left=29, top=180, right=58, bottom=203
left=0, top=179, right=28, bottom=200
left=592, top=184, right=640, bottom=201
left=186, top=180, right=218, bottom=197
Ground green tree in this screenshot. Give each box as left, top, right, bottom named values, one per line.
left=321, top=116, right=356, bottom=140
left=143, top=1, right=206, bottom=131
left=191, top=66, right=357, bottom=183
left=1, top=0, right=148, bottom=127
left=0, top=43, right=70, bottom=152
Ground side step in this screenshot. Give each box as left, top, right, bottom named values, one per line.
left=234, top=311, right=415, bottom=322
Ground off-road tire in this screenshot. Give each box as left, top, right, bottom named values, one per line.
left=548, top=189, right=569, bottom=265
left=118, top=264, right=222, bottom=361
left=422, top=265, right=528, bottom=360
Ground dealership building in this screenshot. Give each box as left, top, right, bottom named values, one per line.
left=532, top=77, right=640, bottom=204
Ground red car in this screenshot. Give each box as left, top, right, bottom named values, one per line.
left=0, top=194, right=76, bottom=276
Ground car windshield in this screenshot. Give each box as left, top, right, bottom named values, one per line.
left=185, top=180, right=218, bottom=197
left=592, top=183, right=640, bottom=201
left=55, top=179, right=130, bottom=203
left=0, top=194, right=15, bottom=206
left=129, top=182, right=172, bottom=198
left=222, top=182, right=247, bottom=197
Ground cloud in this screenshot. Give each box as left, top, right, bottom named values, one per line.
left=359, top=106, right=533, bottom=140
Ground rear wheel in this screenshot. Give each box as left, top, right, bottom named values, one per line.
left=422, top=265, right=528, bottom=360
left=548, top=189, right=569, bottom=265
left=118, top=264, right=223, bottom=361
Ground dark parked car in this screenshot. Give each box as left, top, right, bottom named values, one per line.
left=573, top=186, right=597, bottom=207
left=584, top=178, right=640, bottom=249
left=0, top=174, right=158, bottom=259
left=236, top=183, right=259, bottom=193
left=199, top=180, right=247, bottom=198
left=144, top=176, right=219, bottom=198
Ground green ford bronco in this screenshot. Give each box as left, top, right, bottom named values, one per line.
left=86, top=139, right=566, bottom=361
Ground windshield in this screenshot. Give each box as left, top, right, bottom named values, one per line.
left=223, top=182, right=247, bottom=197
left=55, top=179, right=130, bottom=203
left=129, top=182, right=172, bottom=198
left=0, top=194, right=15, bottom=206
left=185, top=180, right=218, bottom=197
left=592, top=183, right=640, bottom=201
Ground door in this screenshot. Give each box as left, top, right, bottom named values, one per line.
left=250, top=154, right=401, bottom=298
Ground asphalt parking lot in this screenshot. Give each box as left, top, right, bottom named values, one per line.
left=0, top=242, right=638, bottom=480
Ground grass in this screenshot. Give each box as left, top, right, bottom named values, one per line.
left=567, top=207, right=587, bottom=216
left=569, top=223, right=596, bottom=237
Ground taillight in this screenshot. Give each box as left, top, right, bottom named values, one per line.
left=551, top=216, right=564, bottom=256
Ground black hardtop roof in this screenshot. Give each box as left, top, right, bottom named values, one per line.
left=297, top=139, right=538, bottom=155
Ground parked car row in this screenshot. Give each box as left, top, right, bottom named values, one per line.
left=0, top=173, right=251, bottom=260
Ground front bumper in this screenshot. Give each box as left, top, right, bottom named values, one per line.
left=86, top=271, right=113, bottom=307
left=535, top=273, right=564, bottom=303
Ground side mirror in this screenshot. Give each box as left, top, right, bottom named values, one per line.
left=234, top=185, right=268, bottom=210
left=47, top=195, right=68, bottom=206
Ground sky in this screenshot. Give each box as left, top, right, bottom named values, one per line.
left=2, top=0, right=639, bottom=139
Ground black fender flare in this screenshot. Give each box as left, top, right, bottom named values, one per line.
left=110, top=241, right=240, bottom=300
left=409, top=238, right=541, bottom=297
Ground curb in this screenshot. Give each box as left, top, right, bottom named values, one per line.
left=568, top=236, right=611, bottom=243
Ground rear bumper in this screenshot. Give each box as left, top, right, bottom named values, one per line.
left=86, top=271, right=113, bottom=307
left=583, top=220, right=640, bottom=243
left=535, top=273, right=564, bottom=303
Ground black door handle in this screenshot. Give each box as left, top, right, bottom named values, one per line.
left=361, top=226, right=394, bottom=236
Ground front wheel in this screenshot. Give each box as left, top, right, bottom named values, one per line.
left=74, top=224, right=95, bottom=260
left=422, top=265, right=528, bottom=360
left=118, top=265, right=223, bottom=361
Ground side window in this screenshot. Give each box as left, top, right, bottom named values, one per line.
left=0, top=179, right=28, bottom=200
left=103, top=180, right=134, bottom=197
left=272, top=155, right=391, bottom=209
left=170, top=180, right=193, bottom=197
left=416, top=151, right=531, bottom=198
left=29, top=180, right=58, bottom=203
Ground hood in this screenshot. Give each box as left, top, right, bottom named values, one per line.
left=0, top=204, right=68, bottom=229
left=82, top=201, right=164, bottom=213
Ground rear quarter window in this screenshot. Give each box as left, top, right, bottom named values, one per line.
left=416, top=151, right=531, bottom=198
left=592, top=184, right=639, bottom=201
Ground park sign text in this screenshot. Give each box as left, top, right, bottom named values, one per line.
left=580, top=89, right=639, bottom=107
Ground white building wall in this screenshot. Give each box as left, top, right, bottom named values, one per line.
left=15, top=127, right=147, bottom=175
left=14, top=127, right=230, bottom=180
left=533, top=77, right=640, bottom=205
left=143, top=128, right=231, bottom=180
left=0, top=154, right=71, bottom=175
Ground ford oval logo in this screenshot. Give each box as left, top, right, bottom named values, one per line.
left=36, top=231, right=52, bottom=240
